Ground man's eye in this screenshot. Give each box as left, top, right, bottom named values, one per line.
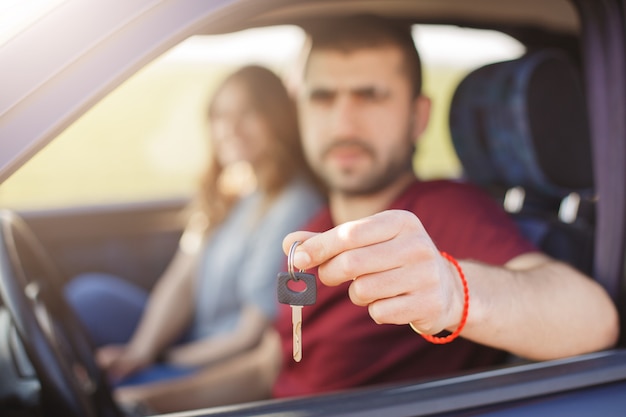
left=355, top=88, right=389, bottom=101
left=309, top=90, right=335, bottom=103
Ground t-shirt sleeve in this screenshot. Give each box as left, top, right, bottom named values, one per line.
left=238, top=180, right=324, bottom=320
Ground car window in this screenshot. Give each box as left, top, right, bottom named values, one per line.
left=0, top=25, right=305, bottom=210
left=0, top=25, right=523, bottom=210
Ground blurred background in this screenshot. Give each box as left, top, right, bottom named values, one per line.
left=0, top=18, right=524, bottom=210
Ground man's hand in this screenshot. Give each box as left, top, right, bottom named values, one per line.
left=282, top=210, right=465, bottom=335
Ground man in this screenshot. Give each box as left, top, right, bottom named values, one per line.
left=272, top=14, right=618, bottom=397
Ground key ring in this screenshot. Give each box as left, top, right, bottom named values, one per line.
left=288, top=240, right=305, bottom=281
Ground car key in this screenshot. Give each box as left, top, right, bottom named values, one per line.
left=277, top=241, right=317, bottom=362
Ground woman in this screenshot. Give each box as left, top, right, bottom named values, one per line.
left=66, top=65, right=324, bottom=396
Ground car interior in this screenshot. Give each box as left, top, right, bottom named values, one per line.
left=450, top=48, right=595, bottom=276
left=1, top=0, right=625, bottom=416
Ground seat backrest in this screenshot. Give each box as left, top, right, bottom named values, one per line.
left=449, top=49, right=595, bottom=274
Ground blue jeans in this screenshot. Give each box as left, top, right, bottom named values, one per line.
left=65, top=273, right=197, bottom=386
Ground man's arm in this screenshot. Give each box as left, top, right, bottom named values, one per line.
left=283, top=210, right=619, bottom=361
left=456, top=252, right=618, bottom=360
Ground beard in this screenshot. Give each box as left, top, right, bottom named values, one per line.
left=315, top=138, right=415, bottom=197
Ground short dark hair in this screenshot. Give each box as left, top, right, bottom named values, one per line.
left=300, top=14, right=422, bottom=97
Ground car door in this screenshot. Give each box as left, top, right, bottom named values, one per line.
left=15, top=199, right=188, bottom=291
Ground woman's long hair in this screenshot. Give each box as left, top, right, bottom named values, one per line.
left=198, top=65, right=318, bottom=231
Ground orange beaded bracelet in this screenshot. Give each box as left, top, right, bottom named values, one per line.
left=410, top=251, right=469, bottom=344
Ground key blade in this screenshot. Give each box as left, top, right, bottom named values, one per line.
left=292, top=305, right=303, bottom=362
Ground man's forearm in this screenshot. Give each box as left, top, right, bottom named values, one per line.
left=460, top=253, right=619, bottom=360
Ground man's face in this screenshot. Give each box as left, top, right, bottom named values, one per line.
left=298, top=45, right=419, bottom=196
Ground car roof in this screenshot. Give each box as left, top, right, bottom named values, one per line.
left=224, top=0, right=579, bottom=35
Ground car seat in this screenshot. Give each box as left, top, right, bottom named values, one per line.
left=449, top=49, right=595, bottom=275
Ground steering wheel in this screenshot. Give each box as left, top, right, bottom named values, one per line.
left=0, top=210, right=124, bottom=417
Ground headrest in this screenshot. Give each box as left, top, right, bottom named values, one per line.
left=449, top=49, right=593, bottom=199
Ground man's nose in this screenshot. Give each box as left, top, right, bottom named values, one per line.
left=329, top=94, right=360, bottom=138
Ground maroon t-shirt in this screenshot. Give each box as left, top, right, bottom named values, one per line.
left=272, top=180, right=537, bottom=398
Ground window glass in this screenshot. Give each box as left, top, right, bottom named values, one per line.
left=0, top=25, right=523, bottom=210
left=0, top=26, right=305, bottom=209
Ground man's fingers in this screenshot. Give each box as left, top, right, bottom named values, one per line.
left=367, top=295, right=443, bottom=333
left=282, top=231, right=319, bottom=255
left=284, top=210, right=422, bottom=272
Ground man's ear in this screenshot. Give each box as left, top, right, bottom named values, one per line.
left=412, top=95, right=431, bottom=140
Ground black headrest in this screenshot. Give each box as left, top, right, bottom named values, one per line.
left=449, top=49, right=593, bottom=199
